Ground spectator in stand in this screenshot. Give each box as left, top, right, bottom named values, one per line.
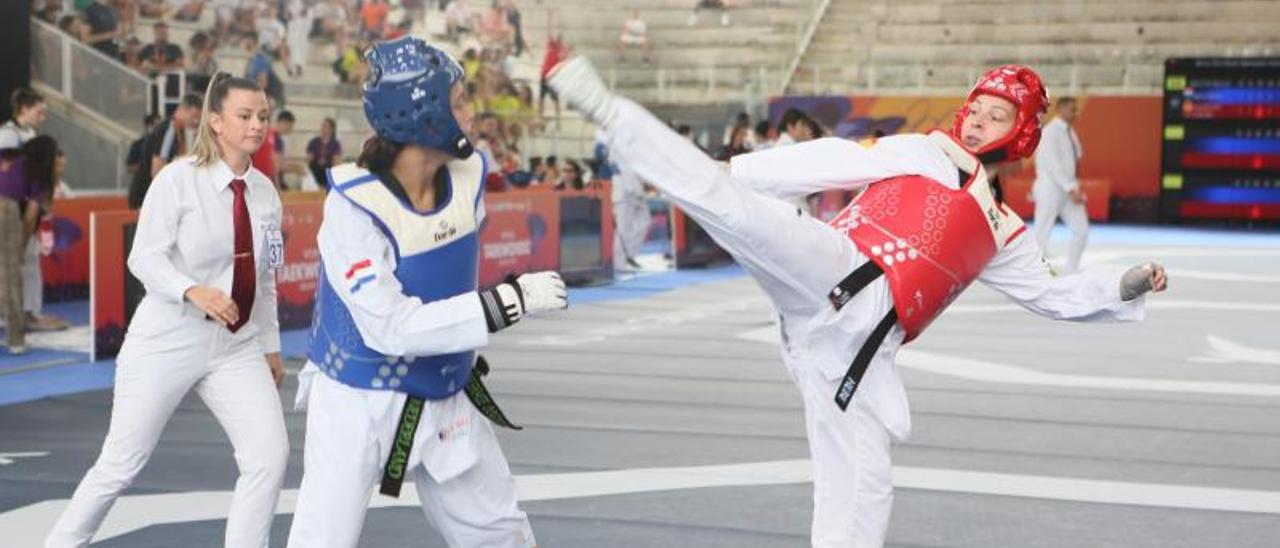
left=504, top=0, right=526, bottom=56
left=536, top=155, right=557, bottom=186
left=477, top=1, right=513, bottom=50
left=805, top=116, right=826, bottom=139
left=360, top=0, right=391, bottom=39
left=119, top=36, right=143, bottom=70
left=273, top=110, right=309, bottom=188
left=514, top=82, right=541, bottom=134
left=111, top=0, right=138, bottom=35
left=244, top=34, right=286, bottom=107
left=128, top=93, right=202, bottom=209
left=460, top=48, right=480, bottom=80
left=139, top=21, right=185, bottom=75
left=305, top=117, right=340, bottom=189
left=690, top=0, right=729, bottom=26
left=618, top=10, right=649, bottom=61
left=724, top=111, right=750, bottom=147
left=539, top=32, right=568, bottom=124
left=382, top=17, right=412, bottom=40
left=717, top=125, right=751, bottom=161
left=211, top=0, right=238, bottom=47
left=286, top=0, right=315, bottom=78
left=251, top=106, right=281, bottom=187
left=775, top=107, right=815, bottom=147
left=313, top=0, right=351, bottom=53
left=751, top=119, right=772, bottom=150
left=402, top=0, right=425, bottom=32
left=36, top=0, right=63, bottom=24
left=230, top=1, right=258, bottom=38
left=444, top=0, right=475, bottom=41
left=172, top=0, right=204, bottom=22
left=57, top=14, right=89, bottom=43
left=555, top=159, right=584, bottom=191
left=487, top=81, right=521, bottom=121
left=275, top=110, right=295, bottom=177
left=126, top=113, right=162, bottom=177
left=83, top=0, right=123, bottom=58
left=332, top=39, right=370, bottom=86
left=137, top=0, right=170, bottom=18
left=257, top=3, right=291, bottom=74
left=188, top=32, right=219, bottom=92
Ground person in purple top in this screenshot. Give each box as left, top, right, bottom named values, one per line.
left=0, top=136, right=59, bottom=354
left=305, top=117, right=342, bottom=189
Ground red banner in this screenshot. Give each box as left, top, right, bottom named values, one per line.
left=275, top=201, right=324, bottom=329
left=478, top=192, right=562, bottom=287
left=90, top=209, right=137, bottom=359
left=91, top=189, right=613, bottom=359
left=42, top=196, right=128, bottom=301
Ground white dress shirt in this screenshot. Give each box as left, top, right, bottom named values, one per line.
left=127, top=155, right=283, bottom=354
left=1034, top=117, right=1083, bottom=193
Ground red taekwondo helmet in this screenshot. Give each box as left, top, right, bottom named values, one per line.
left=952, top=65, right=1049, bottom=163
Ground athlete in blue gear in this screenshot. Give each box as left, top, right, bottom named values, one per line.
left=286, top=38, right=564, bottom=548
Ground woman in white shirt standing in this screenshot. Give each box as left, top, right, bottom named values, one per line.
left=47, top=73, right=288, bottom=548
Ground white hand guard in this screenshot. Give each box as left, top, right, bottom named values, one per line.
left=516, top=271, right=568, bottom=315
left=547, top=56, right=618, bottom=128
left=479, top=272, right=568, bottom=332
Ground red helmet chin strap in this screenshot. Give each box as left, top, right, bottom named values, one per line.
left=951, top=65, right=1049, bottom=162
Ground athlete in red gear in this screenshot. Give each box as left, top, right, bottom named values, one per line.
left=549, top=58, right=1167, bottom=548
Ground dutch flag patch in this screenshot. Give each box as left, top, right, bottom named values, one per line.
left=345, top=259, right=377, bottom=294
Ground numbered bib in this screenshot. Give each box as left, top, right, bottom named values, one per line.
left=265, top=227, right=284, bottom=269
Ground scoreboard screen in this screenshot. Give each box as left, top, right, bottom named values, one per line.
left=1161, top=57, right=1280, bottom=222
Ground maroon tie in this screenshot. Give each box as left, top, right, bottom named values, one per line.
left=229, top=179, right=255, bottom=333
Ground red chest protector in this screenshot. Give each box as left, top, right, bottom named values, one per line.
left=827, top=131, right=1026, bottom=342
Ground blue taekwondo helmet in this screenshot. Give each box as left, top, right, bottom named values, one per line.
left=362, top=37, right=473, bottom=158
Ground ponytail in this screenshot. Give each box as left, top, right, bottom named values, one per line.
left=357, top=135, right=405, bottom=175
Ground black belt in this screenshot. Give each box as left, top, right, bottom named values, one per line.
left=379, top=355, right=522, bottom=498
left=379, top=395, right=424, bottom=497
left=827, top=260, right=898, bottom=412
left=828, top=260, right=884, bottom=310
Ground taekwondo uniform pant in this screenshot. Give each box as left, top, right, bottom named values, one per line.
left=47, top=302, right=288, bottom=548
left=613, top=195, right=650, bottom=270
left=286, top=366, right=535, bottom=548
left=605, top=98, right=901, bottom=547
left=1032, top=180, right=1089, bottom=273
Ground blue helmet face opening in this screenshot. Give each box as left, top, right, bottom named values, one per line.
left=362, top=37, right=474, bottom=159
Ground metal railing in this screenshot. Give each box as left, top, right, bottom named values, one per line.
left=605, top=64, right=788, bottom=105
left=792, top=62, right=1166, bottom=96
left=32, top=19, right=150, bottom=134
left=780, top=0, right=833, bottom=96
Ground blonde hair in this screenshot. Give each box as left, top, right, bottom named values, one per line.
left=192, top=72, right=266, bottom=167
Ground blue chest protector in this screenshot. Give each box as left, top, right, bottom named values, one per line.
left=307, top=155, right=487, bottom=400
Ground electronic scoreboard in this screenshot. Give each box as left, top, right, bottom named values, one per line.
left=1161, top=57, right=1280, bottom=222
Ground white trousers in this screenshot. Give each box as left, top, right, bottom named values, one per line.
left=287, top=368, right=535, bottom=548
left=46, top=318, right=288, bottom=548
left=1032, top=181, right=1090, bottom=273
left=612, top=195, right=650, bottom=269
left=606, top=98, right=895, bottom=546
left=23, top=236, right=41, bottom=314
